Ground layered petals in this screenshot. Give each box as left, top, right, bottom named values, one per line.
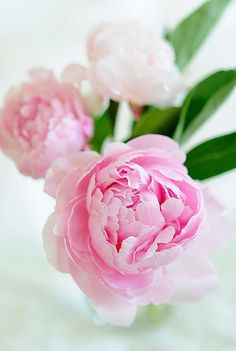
left=0, top=68, right=93, bottom=178
left=43, top=135, right=229, bottom=326
left=86, top=22, right=185, bottom=107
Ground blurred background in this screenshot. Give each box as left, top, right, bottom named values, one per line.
left=0, top=1, right=236, bottom=350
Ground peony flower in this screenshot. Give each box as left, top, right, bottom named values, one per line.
left=0, top=68, right=93, bottom=178
left=43, top=135, right=230, bottom=326
left=86, top=22, right=185, bottom=107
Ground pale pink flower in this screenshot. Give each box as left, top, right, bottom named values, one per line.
left=0, top=68, right=93, bottom=178
left=43, top=135, right=230, bottom=326
left=86, top=22, right=185, bottom=107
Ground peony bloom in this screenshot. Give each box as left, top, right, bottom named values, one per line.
left=43, top=135, right=230, bottom=326
left=0, top=68, right=93, bottom=178
left=86, top=22, right=185, bottom=107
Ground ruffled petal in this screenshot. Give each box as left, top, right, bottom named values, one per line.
left=44, top=151, right=99, bottom=198
left=103, top=141, right=131, bottom=157
left=128, top=135, right=186, bottom=164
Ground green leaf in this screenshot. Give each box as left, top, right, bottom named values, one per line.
left=89, top=110, right=113, bottom=152
left=185, top=132, right=236, bottom=180
left=174, top=70, right=236, bottom=143
left=167, top=0, right=232, bottom=69
left=133, top=107, right=181, bottom=138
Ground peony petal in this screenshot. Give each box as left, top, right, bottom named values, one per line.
left=103, top=141, right=131, bottom=157
left=28, top=67, right=54, bottom=81
left=187, top=186, right=232, bottom=256
left=61, top=64, right=87, bottom=86
left=87, top=22, right=111, bottom=61
left=168, top=255, right=218, bottom=303
left=136, top=201, right=164, bottom=229
left=91, top=295, right=136, bottom=327
left=44, top=151, right=99, bottom=198
left=156, top=226, right=175, bottom=244
left=161, top=198, right=184, bottom=222
left=84, top=90, right=109, bottom=115
left=155, top=245, right=183, bottom=266
left=128, top=135, right=186, bottom=163
left=69, top=260, right=136, bottom=327
left=102, top=269, right=154, bottom=291
left=42, top=212, right=70, bottom=273
left=150, top=269, right=173, bottom=305
left=67, top=198, right=89, bottom=252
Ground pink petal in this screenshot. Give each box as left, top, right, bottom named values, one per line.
left=150, top=269, right=173, bottom=304
left=136, top=201, right=164, bottom=228
left=156, top=226, right=175, bottom=244
left=102, top=269, right=154, bottom=291
left=69, top=260, right=136, bottom=326
left=61, top=64, right=87, bottom=85
left=168, top=255, right=218, bottom=303
left=44, top=151, right=99, bottom=198
left=161, top=198, right=184, bottom=222
left=28, top=67, right=54, bottom=81
left=133, top=268, right=174, bottom=306
left=127, top=135, right=186, bottom=164
left=87, top=22, right=111, bottom=61
left=103, top=141, right=131, bottom=156
left=187, top=186, right=232, bottom=256
left=91, top=295, right=136, bottom=327
left=84, top=90, right=109, bottom=115
left=42, top=212, right=70, bottom=273
left=155, top=245, right=183, bottom=266
left=67, top=198, right=89, bottom=252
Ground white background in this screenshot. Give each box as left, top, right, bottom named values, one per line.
left=0, top=1, right=236, bottom=350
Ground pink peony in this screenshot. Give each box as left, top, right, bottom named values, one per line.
left=0, top=68, right=93, bottom=178
left=43, top=135, right=230, bottom=326
left=86, top=22, right=185, bottom=107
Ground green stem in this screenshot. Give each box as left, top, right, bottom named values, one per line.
left=107, top=100, right=120, bottom=138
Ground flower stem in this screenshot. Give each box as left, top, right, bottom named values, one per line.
left=107, top=100, right=120, bottom=138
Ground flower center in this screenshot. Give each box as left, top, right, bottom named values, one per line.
left=90, top=162, right=195, bottom=265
